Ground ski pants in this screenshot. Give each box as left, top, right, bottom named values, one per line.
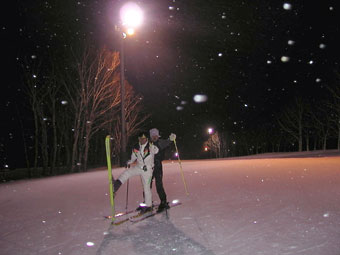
left=118, top=165, right=153, bottom=207
left=151, top=161, right=167, bottom=203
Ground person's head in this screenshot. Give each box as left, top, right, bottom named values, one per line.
left=138, top=131, right=148, bottom=145
left=149, top=128, right=160, bottom=142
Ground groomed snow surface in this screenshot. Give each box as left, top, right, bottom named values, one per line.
left=1, top=150, right=340, bottom=255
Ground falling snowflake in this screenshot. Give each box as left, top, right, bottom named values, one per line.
left=193, top=94, right=208, bottom=103
left=281, top=56, right=290, bottom=62
left=283, top=3, right=292, bottom=10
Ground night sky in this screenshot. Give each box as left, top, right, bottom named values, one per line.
left=2, top=0, right=340, bottom=166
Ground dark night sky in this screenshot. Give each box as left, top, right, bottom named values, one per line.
left=1, top=0, right=340, bottom=166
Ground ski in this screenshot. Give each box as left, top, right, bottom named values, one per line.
left=104, top=208, right=137, bottom=219
left=104, top=203, right=160, bottom=220
left=130, top=202, right=182, bottom=223
left=110, top=208, right=154, bottom=225
left=105, top=135, right=115, bottom=224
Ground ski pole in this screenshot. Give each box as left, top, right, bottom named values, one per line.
left=105, top=135, right=115, bottom=223
left=125, top=179, right=129, bottom=213
left=173, top=139, right=189, bottom=195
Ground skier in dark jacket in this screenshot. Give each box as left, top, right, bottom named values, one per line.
left=149, top=128, right=176, bottom=212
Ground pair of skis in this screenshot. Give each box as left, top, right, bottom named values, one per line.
left=105, top=202, right=182, bottom=225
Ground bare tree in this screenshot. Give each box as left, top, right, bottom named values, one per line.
left=310, top=103, right=332, bottom=150
left=327, top=71, right=340, bottom=150
left=277, top=98, right=306, bottom=152
left=65, top=47, right=121, bottom=171
left=111, top=83, right=150, bottom=165
left=22, top=60, right=51, bottom=175
left=206, top=131, right=222, bottom=158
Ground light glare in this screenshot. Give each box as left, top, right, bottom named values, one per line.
left=120, top=2, right=143, bottom=28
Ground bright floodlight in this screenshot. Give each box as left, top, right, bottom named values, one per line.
left=120, top=2, right=143, bottom=29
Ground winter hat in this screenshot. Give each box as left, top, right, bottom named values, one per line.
left=149, top=128, right=160, bottom=137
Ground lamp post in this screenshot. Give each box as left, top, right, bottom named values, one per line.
left=118, top=2, right=143, bottom=166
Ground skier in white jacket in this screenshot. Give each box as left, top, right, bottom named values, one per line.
left=113, top=131, right=159, bottom=213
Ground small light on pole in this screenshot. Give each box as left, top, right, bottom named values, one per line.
left=118, top=2, right=143, bottom=166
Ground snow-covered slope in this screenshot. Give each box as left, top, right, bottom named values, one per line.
left=1, top=152, right=340, bottom=255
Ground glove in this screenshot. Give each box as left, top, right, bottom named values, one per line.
left=169, top=133, right=176, bottom=141
left=125, top=162, right=130, bottom=168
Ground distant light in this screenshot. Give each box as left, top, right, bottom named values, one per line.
left=329, top=6, right=334, bottom=11
left=193, top=94, right=208, bottom=103
left=208, top=128, right=213, bottom=134
left=283, top=3, right=292, bottom=10
left=281, top=56, right=290, bottom=62
left=204, top=147, right=208, bottom=151
left=126, top=28, right=135, bottom=35
left=319, top=43, right=326, bottom=49
left=316, top=78, right=321, bottom=83
left=180, top=100, right=187, bottom=105
left=31, top=55, right=37, bottom=59
left=323, top=212, right=330, bottom=217
left=218, top=53, right=223, bottom=57
left=86, top=242, right=95, bottom=247
left=174, top=152, right=178, bottom=157
left=267, top=60, right=272, bottom=64
left=244, top=104, right=248, bottom=107
left=176, top=106, right=184, bottom=111
left=4, top=164, right=9, bottom=168
left=308, top=60, right=314, bottom=64
left=33, top=74, right=37, bottom=78
left=61, top=100, right=68, bottom=105
left=287, top=40, right=295, bottom=45
left=169, top=6, right=175, bottom=10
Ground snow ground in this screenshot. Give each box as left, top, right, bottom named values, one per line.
left=1, top=151, right=340, bottom=255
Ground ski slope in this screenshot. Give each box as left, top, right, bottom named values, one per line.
left=1, top=151, right=340, bottom=255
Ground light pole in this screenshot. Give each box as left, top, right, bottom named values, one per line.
left=118, top=2, right=143, bottom=166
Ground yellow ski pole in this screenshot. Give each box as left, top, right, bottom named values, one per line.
left=173, top=139, right=189, bottom=196
left=105, top=135, right=115, bottom=223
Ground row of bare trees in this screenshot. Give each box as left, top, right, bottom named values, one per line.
left=21, top=47, right=148, bottom=176
left=204, top=80, right=340, bottom=158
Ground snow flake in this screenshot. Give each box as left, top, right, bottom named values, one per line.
left=193, top=94, right=208, bottom=103
left=283, top=3, right=292, bottom=10
left=281, top=56, right=290, bottom=62
left=287, top=40, right=295, bottom=45
left=319, top=43, right=326, bottom=49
